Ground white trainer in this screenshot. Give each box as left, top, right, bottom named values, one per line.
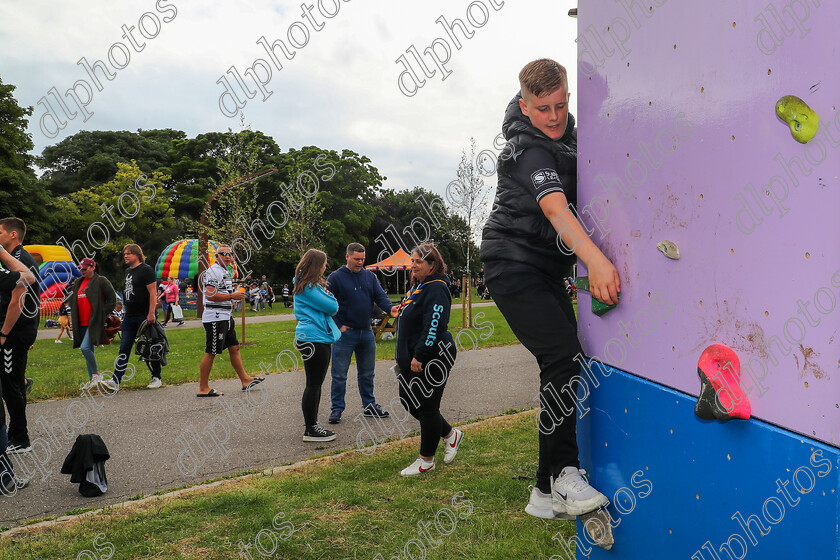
left=552, top=466, right=609, bottom=517
left=443, top=429, right=463, bottom=464
left=400, top=457, right=435, bottom=477
left=100, top=378, right=119, bottom=393
left=147, top=377, right=162, bottom=389
left=525, top=487, right=575, bottom=520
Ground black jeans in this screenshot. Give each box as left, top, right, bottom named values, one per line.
left=298, top=341, right=332, bottom=427
left=114, top=314, right=161, bottom=383
left=0, top=342, right=30, bottom=446
left=397, top=361, right=453, bottom=458
left=486, top=267, right=581, bottom=493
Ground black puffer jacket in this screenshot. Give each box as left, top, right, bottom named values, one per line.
left=480, top=93, right=578, bottom=276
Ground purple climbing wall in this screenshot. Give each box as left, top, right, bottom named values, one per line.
left=576, top=0, right=840, bottom=446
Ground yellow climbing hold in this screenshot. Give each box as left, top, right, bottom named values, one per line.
left=775, top=95, right=818, bottom=143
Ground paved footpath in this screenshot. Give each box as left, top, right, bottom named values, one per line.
left=2, top=336, right=537, bottom=528
left=35, top=302, right=498, bottom=340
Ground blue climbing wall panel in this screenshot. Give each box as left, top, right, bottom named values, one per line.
left=575, top=363, right=840, bottom=559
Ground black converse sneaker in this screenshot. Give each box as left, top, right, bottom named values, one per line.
left=303, top=423, right=337, bottom=442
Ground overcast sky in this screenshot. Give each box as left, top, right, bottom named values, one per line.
left=2, top=0, right=578, bottom=198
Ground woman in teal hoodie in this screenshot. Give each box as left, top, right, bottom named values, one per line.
left=294, top=249, right=342, bottom=442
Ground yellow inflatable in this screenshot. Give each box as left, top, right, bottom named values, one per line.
left=24, top=245, right=72, bottom=266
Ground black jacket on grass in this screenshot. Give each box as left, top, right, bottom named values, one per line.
left=394, top=274, right=455, bottom=372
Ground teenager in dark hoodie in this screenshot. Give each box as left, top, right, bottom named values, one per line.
left=480, top=59, right=620, bottom=519
left=392, top=243, right=463, bottom=477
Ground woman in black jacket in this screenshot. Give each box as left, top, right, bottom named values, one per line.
left=393, top=243, right=463, bottom=476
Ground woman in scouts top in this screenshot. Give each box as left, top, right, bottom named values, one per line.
left=393, top=243, right=463, bottom=476
left=293, top=249, right=342, bottom=443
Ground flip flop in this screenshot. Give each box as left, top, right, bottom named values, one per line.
left=197, top=389, right=223, bottom=397
left=242, top=377, right=265, bottom=391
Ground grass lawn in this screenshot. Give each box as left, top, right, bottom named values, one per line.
left=0, top=411, right=577, bottom=560
left=27, top=306, right=521, bottom=402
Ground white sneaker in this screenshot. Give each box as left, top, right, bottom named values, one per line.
left=400, top=457, right=435, bottom=477
left=6, top=443, right=32, bottom=454
left=54, top=339, right=62, bottom=344
left=443, top=428, right=463, bottom=464
left=80, top=374, right=103, bottom=391
left=100, top=378, right=119, bottom=393
left=525, top=487, right=575, bottom=520
left=147, top=377, right=162, bottom=389
left=552, top=467, right=609, bottom=517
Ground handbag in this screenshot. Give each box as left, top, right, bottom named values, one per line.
left=102, top=315, right=121, bottom=345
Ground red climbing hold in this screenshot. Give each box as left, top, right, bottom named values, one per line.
left=695, top=344, right=751, bottom=422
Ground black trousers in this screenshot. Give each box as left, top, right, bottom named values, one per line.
left=397, top=359, right=453, bottom=458
left=486, top=267, right=581, bottom=493
left=298, top=341, right=332, bottom=427
left=0, top=342, right=30, bottom=446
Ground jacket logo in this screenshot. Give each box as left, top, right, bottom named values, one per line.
left=425, top=304, right=445, bottom=346
left=531, top=168, right=560, bottom=188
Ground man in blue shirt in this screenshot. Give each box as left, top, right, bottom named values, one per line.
left=327, top=243, right=398, bottom=424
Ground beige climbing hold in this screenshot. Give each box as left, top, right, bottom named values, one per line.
left=657, top=240, right=680, bottom=260
left=582, top=508, right=615, bottom=550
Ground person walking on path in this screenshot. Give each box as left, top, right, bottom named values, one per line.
left=160, top=277, right=183, bottom=327
left=105, top=244, right=161, bottom=392
left=293, top=249, right=341, bottom=442
left=326, top=243, right=399, bottom=425
left=0, top=217, right=40, bottom=455
left=393, top=244, right=463, bottom=476
left=0, top=241, right=36, bottom=491
left=480, top=59, right=619, bottom=519
left=197, top=245, right=264, bottom=397
left=68, top=258, right=117, bottom=391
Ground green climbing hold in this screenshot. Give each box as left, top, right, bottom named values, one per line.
left=775, top=95, right=818, bottom=143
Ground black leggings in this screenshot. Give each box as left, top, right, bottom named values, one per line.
left=298, top=341, right=331, bottom=427
left=398, top=363, right=453, bottom=458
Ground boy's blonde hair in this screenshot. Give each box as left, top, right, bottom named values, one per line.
left=519, top=59, right=568, bottom=101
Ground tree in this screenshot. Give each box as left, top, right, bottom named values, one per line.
left=38, top=129, right=185, bottom=196
left=257, top=147, right=385, bottom=273
left=0, top=75, right=50, bottom=237
left=447, top=138, right=492, bottom=278
left=50, top=160, right=175, bottom=284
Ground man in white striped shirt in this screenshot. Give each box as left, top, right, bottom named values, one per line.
left=197, top=245, right=263, bottom=397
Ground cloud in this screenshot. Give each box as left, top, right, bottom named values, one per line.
left=4, top=0, right=577, bottom=199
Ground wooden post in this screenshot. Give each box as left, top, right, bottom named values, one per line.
left=461, top=275, right=467, bottom=328
left=241, top=288, right=246, bottom=344
left=467, top=274, right=473, bottom=327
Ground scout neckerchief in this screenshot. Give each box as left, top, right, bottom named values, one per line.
left=395, top=278, right=448, bottom=316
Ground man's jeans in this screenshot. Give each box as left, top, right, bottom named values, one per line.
left=330, top=327, right=377, bottom=411
left=114, top=314, right=161, bottom=383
